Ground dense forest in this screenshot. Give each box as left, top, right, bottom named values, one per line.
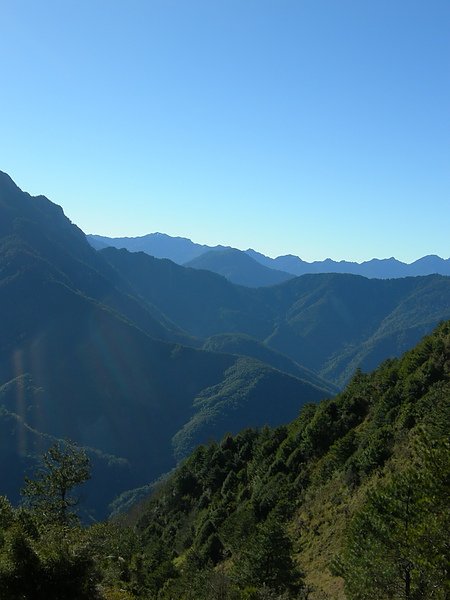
left=1, top=321, right=448, bottom=599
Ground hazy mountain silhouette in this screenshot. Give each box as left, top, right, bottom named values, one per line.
left=89, top=232, right=230, bottom=264
left=248, top=251, right=450, bottom=278
left=3, top=169, right=450, bottom=517
left=88, top=232, right=450, bottom=283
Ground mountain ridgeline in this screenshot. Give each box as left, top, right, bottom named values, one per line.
left=1, top=316, right=448, bottom=600
left=88, top=232, right=450, bottom=286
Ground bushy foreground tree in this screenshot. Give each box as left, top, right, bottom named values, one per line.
left=22, top=440, right=91, bottom=525
left=0, top=442, right=99, bottom=599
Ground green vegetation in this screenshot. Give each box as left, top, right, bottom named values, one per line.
left=22, top=441, right=91, bottom=525
left=202, top=333, right=339, bottom=395
left=0, top=443, right=98, bottom=599
left=1, top=322, right=449, bottom=599
left=2, top=170, right=450, bottom=519
left=112, top=321, right=449, bottom=599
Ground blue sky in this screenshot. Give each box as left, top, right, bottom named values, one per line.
left=1, top=0, right=449, bottom=262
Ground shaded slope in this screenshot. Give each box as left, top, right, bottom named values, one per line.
left=202, top=333, right=339, bottom=394
left=0, top=170, right=189, bottom=346
left=100, top=247, right=273, bottom=339
left=172, top=356, right=332, bottom=459
left=259, top=273, right=450, bottom=380
left=185, top=248, right=294, bottom=287
left=0, top=380, right=131, bottom=518
left=0, top=171, right=330, bottom=516
left=1, top=248, right=311, bottom=515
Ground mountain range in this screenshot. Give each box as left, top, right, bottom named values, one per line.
left=2, top=170, right=450, bottom=519
left=0, top=171, right=333, bottom=517
left=88, top=232, right=450, bottom=287
left=99, top=246, right=450, bottom=387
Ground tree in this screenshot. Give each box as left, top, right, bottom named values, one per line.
left=234, top=511, right=304, bottom=596
left=335, top=423, right=450, bottom=600
left=21, top=441, right=91, bottom=525
left=0, top=473, right=99, bottom=599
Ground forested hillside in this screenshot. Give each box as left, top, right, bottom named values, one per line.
left=120, top=321, right=450, bottom=599
left=2, top=169, right=450, bottom=519
left=1, top=321, right=448, bottom=599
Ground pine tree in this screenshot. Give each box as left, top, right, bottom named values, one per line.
left=21, top=441, right=91, bottom=525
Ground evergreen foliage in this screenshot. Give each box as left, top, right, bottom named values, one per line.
left=22, top=441, right=91, bottom=525
left=123, top=321, right=450, bottom=599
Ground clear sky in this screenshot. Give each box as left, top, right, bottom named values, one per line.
left=1, top=0, right=449, bottom=262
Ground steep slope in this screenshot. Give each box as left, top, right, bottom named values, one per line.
left=0, top=379, right=131, bottom=517
left=128, top=321, right=450, bottom=599
left=259, top=273, right=450, bottom=380
left=100, top=246, right=273, bottom=339
left=0, top=171, right=329, bottom=516
left=184, top=248, right=295, bottom=287
left=0, top=171, right=190, bottom=346
left=171, top=356, right=330, bottom=460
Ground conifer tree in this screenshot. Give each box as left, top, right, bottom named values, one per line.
left=21, top=441, right=91, bottom=525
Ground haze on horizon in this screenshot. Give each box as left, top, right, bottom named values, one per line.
left=0, top=1, right=449, bottom=263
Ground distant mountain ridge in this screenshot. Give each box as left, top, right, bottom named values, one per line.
left=185, top=248, right=295, bottom=287
left=87, top=232, right=450, bottom=284
left=89, top=232, right=231, bottom=264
